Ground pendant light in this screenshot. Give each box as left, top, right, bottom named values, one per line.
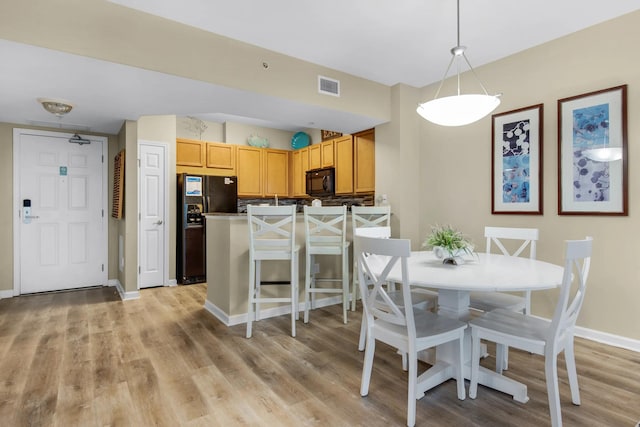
left=417, top=0, right=501, bottom=126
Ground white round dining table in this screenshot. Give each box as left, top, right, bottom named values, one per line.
left=380, top=251, right=565, bottom=403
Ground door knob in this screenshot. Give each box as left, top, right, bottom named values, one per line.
left=154, top=220, right=163, bottom=225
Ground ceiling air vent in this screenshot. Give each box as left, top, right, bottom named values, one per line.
left=318, top=75, right=340, bottom=97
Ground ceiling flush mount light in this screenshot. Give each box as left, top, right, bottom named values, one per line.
left=37, top=97, right=74, bottom=117
left=416, top=0, right=501, bottom=126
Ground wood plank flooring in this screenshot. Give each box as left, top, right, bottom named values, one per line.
left=0, top=284, right=638, bottom=426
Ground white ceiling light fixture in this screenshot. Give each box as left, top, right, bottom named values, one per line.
left=416, top=0, right=501, bottom=126
left=37, top=97, right=74, bottom=117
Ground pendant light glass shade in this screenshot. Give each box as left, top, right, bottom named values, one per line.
left=417, top=0, right=500, bottom=126
left=417, top=93, right=501, bottom=126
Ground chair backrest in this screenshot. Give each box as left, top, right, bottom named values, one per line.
left=356, top=235, right=414, bottom=335
left=354, top=226, right=391, bottom=239
left=485, top=226, right=539, bottom=259
left=352, top=205, right=391, bottom=233
left=304, top=205, right=347, bottom=249
left=549, top=236, right=593, bottom=345
left=247, top=204, right=296, bottom=260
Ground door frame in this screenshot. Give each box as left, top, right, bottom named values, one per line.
left=137, top=140, right=169, bottom=289
left=12, top=128, right=108, bottom=296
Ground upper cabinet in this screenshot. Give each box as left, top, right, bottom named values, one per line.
left=308, top=144, right=321, bottom=170
left=321, top=139, right=335, bottom=167
left=236, top=146, right=263, bottom=196
left=206, top=142, right=235, bottom=170
left=353, top=129, right=375, bottom=193
left=263, top=148, right=289, bottom=197
left=334, top=135, right=353, bottom=194
left=291, top=147, right=309, bottom=197
left=176, top=138, right=205, bottom=167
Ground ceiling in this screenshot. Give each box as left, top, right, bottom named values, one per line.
left=2, top=0, right=639, bottom=135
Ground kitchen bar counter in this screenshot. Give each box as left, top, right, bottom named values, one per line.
left=203, top=214, right=354, bottom=326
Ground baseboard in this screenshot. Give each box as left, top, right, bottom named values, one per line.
left=110, top=279, right=140, bottom=301
left=0, top=289, right=14, bottom=299
left=204, top=295, right=345, bottom=327
left=167, top=279, right=178, bottom=287
left=574, top=325, right=640, bottom=353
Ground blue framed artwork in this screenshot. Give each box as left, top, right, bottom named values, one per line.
left=558, top=85, right=628, bottom=215
left=491, top=104, right=543, bottom=214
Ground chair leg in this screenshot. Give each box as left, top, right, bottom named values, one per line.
left=246, top=259, right=255, bottom=338
left=255, top=261, right=261, bottom=321
left=290, top=256, right=297, bottom=338
left=469, top=328, right=481, bottom=399
left=358, top=315, right=367, bottom=351
left=342, top=251, right=349, bottom=324
left=503, top=345, right=509, bottom=371
left=360, top=334, right=376, bottom=397
left=304, top=253, right=311, bottom=323
left=544, top=350, right=562, bottom=427
left=564, top=340, right=581, bottom=405
left=406, top=351, right=418, bottom=427
left=351, top=263, right=358, bottom=311
left=456, top=332, right=466, bottom=400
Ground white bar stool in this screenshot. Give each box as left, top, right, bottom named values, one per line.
left=246, top=204, right=300, bottom=338
left=303, top=205, right=350, bottom=324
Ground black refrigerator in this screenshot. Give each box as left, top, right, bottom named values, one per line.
left=177, top=174, right=238, bottom=284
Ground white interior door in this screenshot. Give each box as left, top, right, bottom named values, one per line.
left=15, top=130, right=106, bottom=294
left=138, top=142, right=167, bottom=289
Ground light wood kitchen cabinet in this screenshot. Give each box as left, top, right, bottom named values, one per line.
left=206, top=142, right=235, bottom=170
left=291, top=147, right=309, bottom=197
left=321, top=139, right=334, bottom=167
left=334, top=135, right=354, bottom=194
left=309, top=144, right=321, bottom=170
left=176, top=138, right=205, bottom=167
left=236, top=146, right=263, bottom=196
left=264, top=149, right=289, bottom=197
left=353, top=129, right=375, bottom=193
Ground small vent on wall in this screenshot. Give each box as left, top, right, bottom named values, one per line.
left=318, top=75, right=340, bottom=97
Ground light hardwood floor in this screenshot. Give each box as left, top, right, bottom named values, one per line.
left=0, top=284, right=638, bottom=426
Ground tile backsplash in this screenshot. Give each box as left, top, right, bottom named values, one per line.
left=237, top=194, right=374, bottom=213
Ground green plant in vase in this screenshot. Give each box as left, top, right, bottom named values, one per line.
left=423, top=224, right=474, bottom=265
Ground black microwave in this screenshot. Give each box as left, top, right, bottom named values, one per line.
left=306, top=167, right=335, bottom=196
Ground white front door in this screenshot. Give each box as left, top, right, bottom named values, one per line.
left=138, top=142, right=167, bottom=289
left=14, top=129, right=107, bottom=294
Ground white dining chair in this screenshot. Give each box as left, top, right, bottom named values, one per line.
left=351, top=205, right=392, bottom=311
left=470, top=226, right=539, bottom=314
left=357, top=235, right=467, bottom=427
left=246, top=205, right=300, bottom=338
left=470, top=226, right=539, bottom=369
left=303, top=205, right=350, bottom=324
left=469, top=237, right=592, bottom=427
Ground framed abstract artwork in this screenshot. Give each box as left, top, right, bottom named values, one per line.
left=558, top=85, right=628, bottom=215
left=491, top=104, right=543, bottom=214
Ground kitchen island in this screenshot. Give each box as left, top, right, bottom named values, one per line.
left=203, top=213, right=350, bottom=326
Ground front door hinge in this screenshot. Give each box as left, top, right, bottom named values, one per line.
left=101, top=264, right=104, bottom=272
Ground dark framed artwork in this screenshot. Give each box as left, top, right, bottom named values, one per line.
left=491, top=104, right=543, bottom=214
left=558, top=85, right=628, bottom=215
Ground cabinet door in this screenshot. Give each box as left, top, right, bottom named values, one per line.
left=292, top=147, right=309, bottom=197
left=354, top=129, right=375, bottom=193
left=309, top=144, right=321, bottom=170
left=176, top=139, right=205, bottom=167
left=206, top=142, right=235, bottom=170
left=236, top=146, right=263, bottom=196
left=334, top=135, right=353, bottom=194
left=264, top=149, right=289, bottom=197
left=321, top=139, right=335, bottom=167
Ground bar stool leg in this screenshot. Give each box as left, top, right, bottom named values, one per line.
left=246, top=258, right=255, bottom=338
left=342, top=248, right=349, bottom=324
left=304, top=253, right=312, bottom=323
